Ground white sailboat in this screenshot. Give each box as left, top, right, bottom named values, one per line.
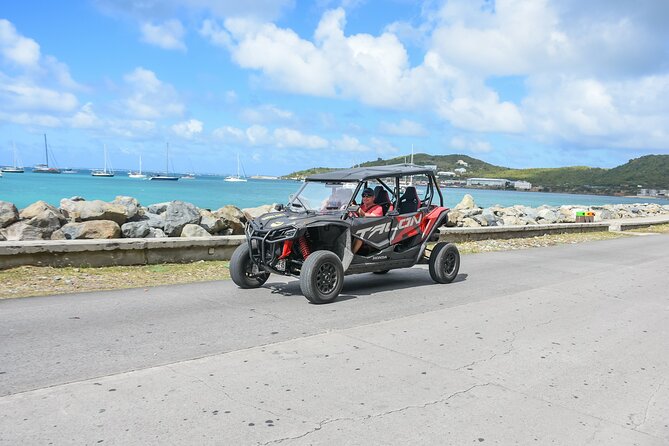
left=1, top=142, right=24, bottom=173
left=224, top=153, right=247, bottom=182
left=150, top=142, right=179, bottom=181
left=128, top=154, right=146, bottom=178
left=92, top=144, right=114, bottom=177
left=33, top=134, right=61, bottom=174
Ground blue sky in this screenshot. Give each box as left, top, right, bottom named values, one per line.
left=1, top=0, right=668, bottom=176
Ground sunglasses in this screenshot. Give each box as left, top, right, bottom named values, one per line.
left=362, top=193, right=373, bottom=197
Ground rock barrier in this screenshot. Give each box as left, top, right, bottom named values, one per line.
left=446, top=194, right=669, bottom=227
left=0, top=197, right=275, bottom=242
left=1, top=194, right=668, bottom=242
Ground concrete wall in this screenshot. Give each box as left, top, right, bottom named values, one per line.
left=0, top=218, right=666, bottom=269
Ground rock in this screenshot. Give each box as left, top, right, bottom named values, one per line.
left=0, top=221, right=46, bottom=240
left=461, top=217, right=481, bottom=227
left=140, top=212, right=165, bottom=229
left=181, top=224, right=212, bottom=237
left=502, top=215, right=526, bottom=226
left=50, top=229, right=66, bottom=240
left=536, top=208, right=559, bottom=224
left=0, top=232, right=5, bottom=241
left=199, top=209, right=226, bottom=234
left=454, top=194, right=477, bottom=210
left=480, top=208, right=498, bottom=226
left=146, top=227, right=167, bottom=238
left=242, top=204, right=274, bottom=220
left=121, top=221, right=151, bottom=238
left=69, top=196, right=86, bottom=201
left=0, top=201, right=19, bottom=228
left=60, top=220, right=121, bottom=239
left=216, top=205, right=246, bottom=234
left=60, top=199, right=128, bottom=225
left=19, top=200, right=60, bottom=219
left=25, top=210, right=65, bottom=238
left=163, top=201, right=201, bottom=237
left=147, top=202, right=170, bottom=214
left=113, top=196, right=141, bottom=221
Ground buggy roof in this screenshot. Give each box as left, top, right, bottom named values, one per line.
left=305, top=164, right=436, bottom=182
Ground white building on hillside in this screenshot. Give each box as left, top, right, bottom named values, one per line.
left=513, top=180, right=532, bottom=190
left=456, top=159, right=469, bottom=166
left=466, top=178, right=510, bottom=188
left=454, top=167, right=467, bottom=174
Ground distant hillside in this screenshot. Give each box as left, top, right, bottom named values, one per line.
left=283, top=153, right=669, bottom=193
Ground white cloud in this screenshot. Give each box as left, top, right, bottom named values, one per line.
left=141, top=19, right=186, bottom=51
left=0, top=19, right=40, bottom=67
left=273, top=128, right=328, bottom=149
left=171, top=119, right=203, bottom=138
left=450, top=136, right=492, bottom=154
left=240, top=104, right=295, bottom=124
left=213, top=124, right=328, bottom=149
left=121, top=67, right=184, bottom=119
left=379, top=119, right=427, bottom=137
left=69, top=103, right=101, bottom=128
left=332, top=135, right=370, bottom=152
left=0, top=78, right=78, bottom=112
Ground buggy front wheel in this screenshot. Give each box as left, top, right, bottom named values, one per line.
left=300, top=251, right=344, bottom=304
left=230, top=243, right=270, bottom=289
left=428, top=242, right=460, bottom=284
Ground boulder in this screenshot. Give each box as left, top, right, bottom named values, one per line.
left=181, top=224, right=212, bottom=237
left=0, top=221, right=46, bottom=241
left=461, top=217, right=481, bottom=228
left=536, top=208, right=559, bottom=224
left=147, top=202, right=170, bottom=214
left=19, top=200, right=61, bottom=219
left=216, top=205, right=246, bottom=234
left=0, top=201, right=19, bottom=228
left=60, top=220, right=121, bottom=240
left=60, top=199, right=128, bottom=225
left=141, top=212, right=165, bottom=229
left=50, top=229, right=66, bottom=240
left=242, top=204, right=274, bottom=220
left=480, top=208, right=499, bottom=226
left=454, top=194, right=477, bottom=210
left=113, top=196, right=142, bottom=221
left=199, top=209, right=226, bottom=234
left=147, top=227, right=167, bottom=238
left=163, top=201, right=201, bottom=237
left=121, top=221, right=151, bottom=238
left=502, top=215, right=526, bottom=226
left=25, top=209, right=65, bottom=237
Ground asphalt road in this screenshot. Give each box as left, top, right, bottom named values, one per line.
left=1, top=234, right=668, bottom=445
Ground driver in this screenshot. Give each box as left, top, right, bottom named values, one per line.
left=352, top=187, right=383, bottom=254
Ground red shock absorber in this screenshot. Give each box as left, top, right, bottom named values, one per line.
left=297, top=236, right=311, bottom=259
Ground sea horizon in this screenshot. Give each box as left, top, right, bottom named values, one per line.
left=2, top=170, right=668, bottom=211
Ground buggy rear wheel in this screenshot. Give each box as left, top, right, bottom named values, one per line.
left=429, top=242, right=460, bottom=284
left=230, top=243, right=270, bottom=289
left=300, top=251, right=344, bottom=304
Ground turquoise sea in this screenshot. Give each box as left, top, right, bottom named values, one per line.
left=2, top=170, right=668, bottom=210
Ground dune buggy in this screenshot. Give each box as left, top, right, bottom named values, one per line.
left=230, top=164, right=460, bottom=303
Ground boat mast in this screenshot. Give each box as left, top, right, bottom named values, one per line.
left=44, top=134, right=49, bottom=167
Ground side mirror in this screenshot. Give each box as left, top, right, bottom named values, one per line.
left=274, top=203, right=285, bottom=211
left=347, top=204, right=360, bottom=213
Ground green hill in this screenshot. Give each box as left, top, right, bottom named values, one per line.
left=283, top=153, right=669, bottom=193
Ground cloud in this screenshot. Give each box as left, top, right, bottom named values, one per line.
left=121, top=67, right=184, bottom=119
left=0, top=19, right=41, bottom=67
left=240, top=104, right=295, bottom=124
left=332, top=135, right=370, bottom=152
left=450, top=136, right=492, bottom=153
left=213, top=124, right=328, bottom=149
left=171, top=119, right=203, bottom=138
left=141, top=19, right=186, bottom=51
left=379, top=119, right=427, bottom=137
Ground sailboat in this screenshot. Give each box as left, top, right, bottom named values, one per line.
left=1, top=142, right=24, bottom=173
left=224, top=153, right=247, bottom=182
left=91, top=144, right=114, bottom=177
left=150, top=142, right=179, bottom=181
left=128, top=154, right=146, bottom=178
left=33, top=134, right=61, bottom=174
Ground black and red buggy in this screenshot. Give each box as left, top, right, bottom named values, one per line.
left=230, top=164, right=460, bottom=303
